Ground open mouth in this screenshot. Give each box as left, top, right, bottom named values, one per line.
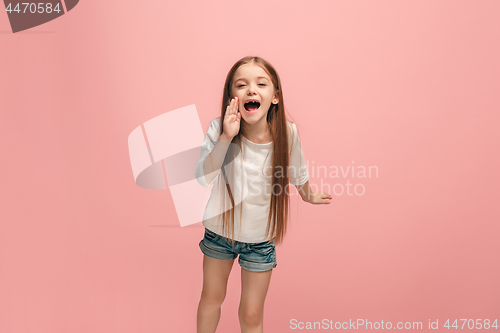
left=244, top=101, right=260, bottom=113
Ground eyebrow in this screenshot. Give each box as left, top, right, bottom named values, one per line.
left=234, top=77, right=270, bottom=83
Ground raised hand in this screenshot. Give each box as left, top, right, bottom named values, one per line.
left=222, top=97, right=241, bottom=140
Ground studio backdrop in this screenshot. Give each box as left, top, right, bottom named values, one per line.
left=1, top=0, right=499, bottom=332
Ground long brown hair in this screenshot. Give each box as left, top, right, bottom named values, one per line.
left=214, top=56, right=297, bottom=247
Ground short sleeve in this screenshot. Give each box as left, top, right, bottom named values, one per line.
left=194, top=117, right=222, bottom=187
left=288, top=122, right=309, bottom=186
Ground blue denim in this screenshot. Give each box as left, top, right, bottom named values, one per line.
left=199, top=227, right=277, bottom=272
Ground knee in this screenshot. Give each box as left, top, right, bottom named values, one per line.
left=238, top=307, right=263, bottom=328
left=200, top=290, right=226, bottom=307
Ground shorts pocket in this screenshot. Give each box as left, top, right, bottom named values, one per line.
left=249, top=242, right=274, bottom=256
left=205, top=229, right=219, bottom=241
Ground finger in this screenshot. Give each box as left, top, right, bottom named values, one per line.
left=230, top=98, right=235, bottom=115
left=234, top=97, right=239, bottom=113
left=231, top=97, right=236, bottom=114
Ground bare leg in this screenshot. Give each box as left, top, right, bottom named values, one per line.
left=238, top=267, right=273, bottom=333
left=197, top=255, right=235, bottom=333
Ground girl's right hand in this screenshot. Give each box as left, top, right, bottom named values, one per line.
left=222, top=97, right=241, bottom=139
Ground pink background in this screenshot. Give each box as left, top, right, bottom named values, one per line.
left=1, top=0, right=499, bottom=332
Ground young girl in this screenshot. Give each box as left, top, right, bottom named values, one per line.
left=194, top=56, right=332, bottom=333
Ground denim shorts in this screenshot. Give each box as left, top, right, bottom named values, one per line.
left=199, top=228, right=277, bottom=272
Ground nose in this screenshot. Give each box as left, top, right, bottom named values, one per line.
left=247, top=83, right=257, bottom=95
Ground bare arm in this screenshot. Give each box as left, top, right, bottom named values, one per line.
left=296, top=180, right=332, bottom=205
left=201, top=132, right=233, bottom=185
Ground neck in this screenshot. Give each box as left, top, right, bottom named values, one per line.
left=241, top=118, right=272, bottom=143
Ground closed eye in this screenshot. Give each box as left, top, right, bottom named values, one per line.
left=236, top=84, right=266, bottom=87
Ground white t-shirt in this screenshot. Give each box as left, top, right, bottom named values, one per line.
left=195, top=117, right=309, bottom=243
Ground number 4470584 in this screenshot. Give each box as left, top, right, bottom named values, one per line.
left=444, top=319, right=498, bottom=330
left=5, top=3, right=62, bottom=14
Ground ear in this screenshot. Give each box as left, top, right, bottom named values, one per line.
left=272, top=93, right=279, bottom=104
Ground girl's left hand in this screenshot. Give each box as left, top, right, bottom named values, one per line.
left=306, top=191, right=332, bottom=205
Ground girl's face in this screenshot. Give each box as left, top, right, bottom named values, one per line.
left=230, top=63, right=279, bottom=126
